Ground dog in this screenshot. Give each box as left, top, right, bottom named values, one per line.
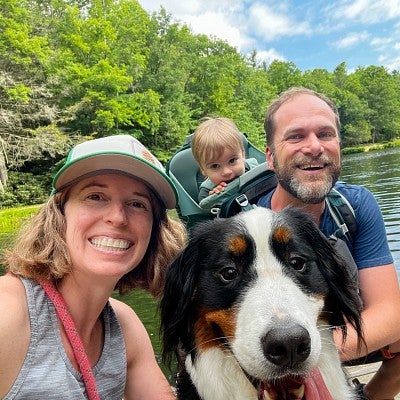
left=160, top=207, right=364, bottom=400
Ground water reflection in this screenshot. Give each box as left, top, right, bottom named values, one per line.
left=341, top=147, right=400, bottom=277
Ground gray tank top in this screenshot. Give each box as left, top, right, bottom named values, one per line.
left=4, top=278, right=127, bottom=399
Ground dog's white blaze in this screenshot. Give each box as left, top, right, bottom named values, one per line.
left=233, top=208, right=324, bottom=380
left=233, top=273, right=324, bottom=380
left=186, top=348, right=257, bottom=400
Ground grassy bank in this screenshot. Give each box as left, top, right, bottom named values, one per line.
left=0, top=205, right=40, bottom=233
left=342, top=139, right=400, bottom=155
left=0, top=205, right=40, bottom=273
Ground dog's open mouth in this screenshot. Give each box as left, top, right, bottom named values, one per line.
left=259, top=376, right=304, bottom=400
left=257, top=368, right=334, bottom=400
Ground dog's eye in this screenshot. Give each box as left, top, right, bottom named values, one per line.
left=290, top=257, right=306, bottom=272
left=218, top=267, right=238, bottom=283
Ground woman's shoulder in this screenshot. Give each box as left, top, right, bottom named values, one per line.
left=0, top=274, right=30, bottom=337
left=0, top=274, right=28, bottom=319
left=0, top=274, right=31, bottom=398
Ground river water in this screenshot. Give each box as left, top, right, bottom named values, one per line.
left=341, top=146, right=400, bottom=277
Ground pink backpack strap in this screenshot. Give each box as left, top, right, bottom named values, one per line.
left=40, top=280, right=100, bottom=400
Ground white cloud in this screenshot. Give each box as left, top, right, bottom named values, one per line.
left=182, top=12, right=245, bottom=50
left=378, top=55, right=400, bottom=72
left=139, top=0, right=250, bottom=50
left=370, top=37, right=394, bottom=49
left=139, top=0, right=202, bottom=14
left=333, top=31, right=369, bottom=49
left=247, top=3, right=311, bottom=41
left=255, top=48, right=286, bottom=65
left=333, top=0, right=400, bottom=24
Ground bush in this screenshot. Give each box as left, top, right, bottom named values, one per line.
left=0, top=171, right=51, bottom=208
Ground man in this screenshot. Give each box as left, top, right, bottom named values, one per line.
left=258, top=87, right=400, bottom=400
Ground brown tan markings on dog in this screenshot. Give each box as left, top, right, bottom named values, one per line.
left=194, top=308, right=237, bottom=352
left=272, top=226, right=292, bottom=244
left=228, top=235, right=248, bottom=256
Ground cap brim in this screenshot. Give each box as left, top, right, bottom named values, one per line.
left=53, top=153, right=177, bottom=209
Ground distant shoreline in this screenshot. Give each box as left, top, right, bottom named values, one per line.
left=342, top=139, right=400, bottom=155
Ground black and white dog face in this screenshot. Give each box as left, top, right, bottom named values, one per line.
left=161, top=207, right=363, bottom=400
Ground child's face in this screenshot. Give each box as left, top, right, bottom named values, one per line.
left=201, top=148, right=246, bottom=185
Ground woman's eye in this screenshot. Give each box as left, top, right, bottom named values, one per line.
left=86, top=193, right=102, bottom=201
left=290, top=257, right=306, bottom=272
left=218, top=267, right=238, bottom=283
left=127, top=200, right=150, bottom=211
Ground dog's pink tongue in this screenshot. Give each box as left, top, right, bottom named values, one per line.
left=303, top=368, right=334, bottom=400
left=261, top=368, right=333, bottom=400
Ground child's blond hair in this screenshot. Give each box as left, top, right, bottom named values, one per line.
left=191, top=117, right=244, bottom=169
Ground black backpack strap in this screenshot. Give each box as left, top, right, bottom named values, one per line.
left=326, top=188, right=357, bottom=243
left=220, top=168, right=278, bottom=217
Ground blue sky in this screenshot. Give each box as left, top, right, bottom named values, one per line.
left=139, top=0, right=400, bottom=73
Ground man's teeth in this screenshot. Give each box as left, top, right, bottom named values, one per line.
left=299, top=164, right=323, bottom=170
left=90, top=237, right=130, bottom=250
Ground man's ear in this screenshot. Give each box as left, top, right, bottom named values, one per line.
left=266, top=147, right=275, bottom=170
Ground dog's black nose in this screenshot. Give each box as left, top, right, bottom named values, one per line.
left=262, top=323, right=311, bottom=368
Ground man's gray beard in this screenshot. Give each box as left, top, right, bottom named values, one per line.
left=274, top=159, right=341, bottom=204
left=279, top=174, right=336, bottom=204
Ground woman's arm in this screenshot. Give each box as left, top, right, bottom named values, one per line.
left=0, top=274, right=31, bottom=398
left=110, top=298, right=176, bottom=400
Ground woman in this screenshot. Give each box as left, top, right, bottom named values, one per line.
left=0, top=135, right=186, bottom=399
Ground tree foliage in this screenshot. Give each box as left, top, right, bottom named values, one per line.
left=1, top=0, right=400, bottom=200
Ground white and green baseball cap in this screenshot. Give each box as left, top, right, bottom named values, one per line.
left=52, top=135, right=177, bottom=209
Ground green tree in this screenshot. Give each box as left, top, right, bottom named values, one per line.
left=49, top=0, right=158, bottom=137
left=0, top=0, right=67, bottom=177
left=302, top=68, right=337, bottom=99
left=353, top=66, right=400, bottom=142
left=140, top=10, right=195, bottom=152
left=266, top=61, right=303, bottom=93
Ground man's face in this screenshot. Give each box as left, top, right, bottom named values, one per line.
left=267, top=94, right=341, bottom=204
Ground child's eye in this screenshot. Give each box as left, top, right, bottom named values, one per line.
left=209, top=163, right=220, bottom=170
left=228, top=157, right=239, bottom=165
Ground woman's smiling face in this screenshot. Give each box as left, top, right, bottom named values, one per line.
left=63, top=173, right=154, bottom=280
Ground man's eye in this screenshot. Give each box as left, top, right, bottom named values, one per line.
left=318, top=131, right=336, bottom=140
left=287, top=134, right=304, bottom=141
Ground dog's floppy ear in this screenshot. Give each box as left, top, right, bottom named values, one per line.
left=160, top=231, right=204, bottom=366
left=314, top=233, right=363, bottom=344
left=282, top=207, right=363, bottom=344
